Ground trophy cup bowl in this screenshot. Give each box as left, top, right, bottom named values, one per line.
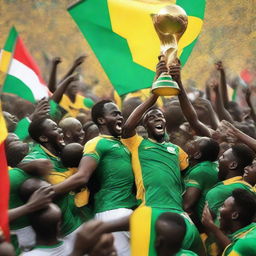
left=151, top=4, right=188, bottom=96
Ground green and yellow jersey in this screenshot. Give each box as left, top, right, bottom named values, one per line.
left=223, top=223, right=256, bottom=256
left=130, top=206, right=203, bottom=256
left=59, top=94, right=94, bottom=117
left=83, top=135, right=137, bottom=213
left=184, top=161, right=219, bottom=219
left=122, top=134, right=188, bottom=211
left=205, top=176, right=253, bottom=218
left=22, top=144, right=82, bottom=236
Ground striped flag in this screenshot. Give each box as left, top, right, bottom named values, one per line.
left=0, top=102, right=9, bottom=240
left=68, top=0, right=206, bottom=96
left=0, top=27, right=49, bottom=103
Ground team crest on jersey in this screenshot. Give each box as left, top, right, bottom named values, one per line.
left=167, top=147, right=176, bottom=154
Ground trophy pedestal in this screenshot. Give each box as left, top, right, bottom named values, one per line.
left=151, top=73, right=180, bottom=96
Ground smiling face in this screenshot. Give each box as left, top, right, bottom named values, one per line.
left=101, top=102, right=124, bottom=137
left=40, top=119, right=65, bottom=150
left=243, top=160, right=256, bottom=186
left=143, top=109, right=166, bottom=142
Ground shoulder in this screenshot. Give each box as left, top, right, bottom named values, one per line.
left=122, top=134, right=143, bottom=150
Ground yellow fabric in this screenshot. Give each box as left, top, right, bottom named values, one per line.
left=0, top=103, right=8, bottom=143
left=178, top=146, right=189, bottom=171
left=122, top=134, right=145, bottom=202
left=130, top=206, right=152, bottom=256
left=0, top=50, right=12, bottom=73
left=114, top=90, right=122, bottom=109
left=108, top=0, right=203, bottom=72
left=83, top=136, right=101, bottom=157
left=223, top=176, right=243, bottom=185
left=59, top=94, right=89, bottom=117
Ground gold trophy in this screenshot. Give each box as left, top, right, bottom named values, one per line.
left=151, top=5, right=188, bottom=96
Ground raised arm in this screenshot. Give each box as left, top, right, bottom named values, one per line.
left=211, top=80, right=234, bottom=123
left=122, top=57, right=166, bottom=138
left=59, top=55, right=86, bottom=83
left=216, top=61, right=229, bottom=108
left=47, top=57, right=62, bottom=93
left=245, top=87, right=256, bottom=123
left=169, top=63, right=212, bottom=137
left=50, top=73, right=78, bottom=103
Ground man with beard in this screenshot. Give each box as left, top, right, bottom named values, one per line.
left=21, top=118, right=82, bottom=248
left=121, top=93, right=205, bottom=254
left=202, top=189, right=256, bottom=256
left=53, top=100, right=137, bottom=256
left=59, top=117, right=85, bottom=145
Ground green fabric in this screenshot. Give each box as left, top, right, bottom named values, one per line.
left=149, top=208, right=203, bottom=256
left=68, top=0, right=206, bottom=96
left=184, top=161, right=219, bottom=219
left=9, top=168, right=32, bottom=230
left=205, top=179, right=252, bottom=218
left=223, top=223, right=256, bottom=256
left=14, top=117, right=30, bottom=140
left=49, top=99, right=66, bottom=122
left=21, top=143, right=82, bottom=236
left=3, top=27, right=17, bottom=51
left=83, top=97, right=94, bottom=108
left=138, top=139, right=185, bottom=211
left=10, top=234, right=20, bottom=256
left=83, top=135, right=137, bottom=213
left=176, top=249, right=198, bottom=255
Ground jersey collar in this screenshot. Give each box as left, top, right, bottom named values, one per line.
left=40, top=145, right=59, bottom=159
left=223, top=176, right=243, bottom=185
left=99, top=134, right=121, bottom=140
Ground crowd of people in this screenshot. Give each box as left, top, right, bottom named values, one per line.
left=1, top=54, right=256, bottom=256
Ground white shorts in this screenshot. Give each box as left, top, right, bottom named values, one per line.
left=12, top=225, right=36, bottom=251
left=95, top=208, right=133, bottom=256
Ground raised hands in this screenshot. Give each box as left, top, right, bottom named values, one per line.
left=29, top=98, right=50, bottom=121
left=73, top=55, right=87, bottom=69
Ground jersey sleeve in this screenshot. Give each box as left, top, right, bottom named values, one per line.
left=83, top=137, right=102, bottom=162
left=14, top=117, right=30, bottom=140
left=178, top=146, right=189, bottom=171
left=185, top=168, right=205, bottom=190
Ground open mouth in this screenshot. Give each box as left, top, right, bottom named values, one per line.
left=243, top=170, right=248, bottom=177
left=58, top=134, right=66, bottom=146
left=155, top=124, right=164, bottom=133
left=115, top=121, right=123, bottom=132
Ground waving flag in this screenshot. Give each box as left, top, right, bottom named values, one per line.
left=0, top=27, right=49, bottom=103
left=68, top=0, right=206, bottom=96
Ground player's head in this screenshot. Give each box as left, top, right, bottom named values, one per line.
left=186, top=137, right=219, bottom=163
left=59, top=117, right=84, bottom=145
left=60, top=143, right=83, bottom=167
left=83, top=121, right=99, bottom=144
left=29, top=118, right=65, bottom=152
left=219, top=189, right=256, bottom=232
left=91, top=100, right=123, bottom=137
left=243, top=159, right=256, bottom=186
left=143, top=108, right=166, bottom=142
left=218, top=144, right=255, bottom=181
left=155, top=212, right=186, bottom=256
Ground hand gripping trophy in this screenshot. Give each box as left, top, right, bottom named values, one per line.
left=151, top=5, right=188, bottom=96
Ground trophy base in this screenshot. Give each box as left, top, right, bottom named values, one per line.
left=151, top=73, right=180, bottom=96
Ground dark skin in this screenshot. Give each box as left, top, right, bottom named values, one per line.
left=47, top=57, right=62, bottom=93
left=53, top=102, right=124, bottom=195
left=245, top=87, right=256, bottom=123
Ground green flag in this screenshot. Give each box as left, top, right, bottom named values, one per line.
left=68, top=0, right=206, bottom=96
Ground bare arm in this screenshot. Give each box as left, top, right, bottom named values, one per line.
left=53, top=156, right=97, bottom=195
left=211, top=81, right=234, bottom=123
left=50, top=73, right=78, bottom=104
left=47, top=57, right=61, bottom=93
left=183, top=187, right=201, bottom=215
left=216, top=61, right=229, bottom=108
left=245, top=87, right=256, bottom=123
left=122, top=94, right=158, bottom=138
left=59, top=55, right=86, bottom=83
left=169, top=64, right=212, bottom=137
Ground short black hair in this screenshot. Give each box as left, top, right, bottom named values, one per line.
left=28, top=118, right=48, bottom=143
left=231, top=144, right=255, bottom=170
left=232, top=189, right=256, bottom=226
left=91, top=100, right=112, bottom=125
left=199, top=138, right=220, bottom=162
left=60, top=143, right=83, bottom=167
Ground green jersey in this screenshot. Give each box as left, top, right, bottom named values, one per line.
left=122, top=134, right=189, bottom=211
left=22, top=143, right=82, bottom=236
left=184, top=161, right=219, bottom=219
left=130, top=206, right=204, bottom=256
left=176, top=249, right=198, bottom=255
left=9, top=168, right=32, bottom=230
left=223, top=223, right=256, bottom=256
left=83, top=135, right=137, bottom=213
left=206, top=176, right=253, bottom=217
